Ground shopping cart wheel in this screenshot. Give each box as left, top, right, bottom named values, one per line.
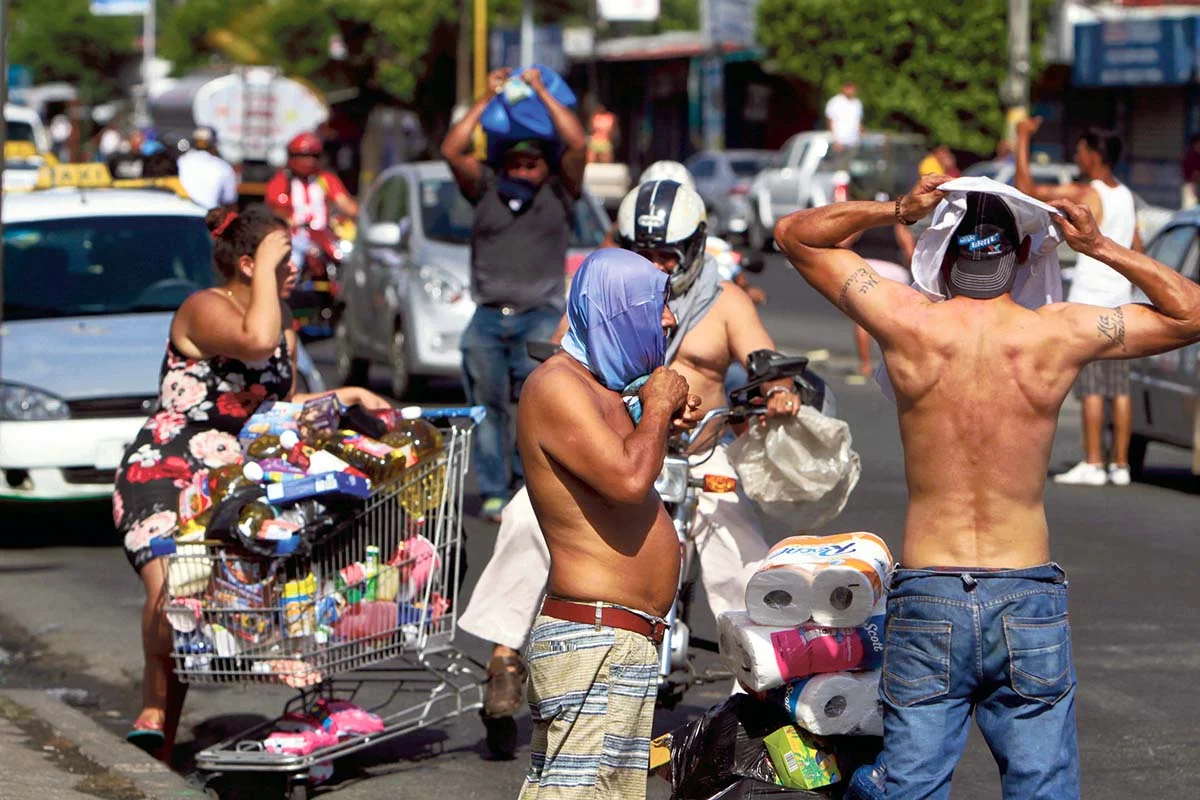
left=483, top=713, right=518, bottom=760
left=286, top=780, right=310, bottom=800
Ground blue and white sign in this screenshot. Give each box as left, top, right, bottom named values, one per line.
left=89, top=0, right=150, bottom=16
left=710, top=0, right=760, bottom=49
left=1073, top=18, right=1195, bottom=87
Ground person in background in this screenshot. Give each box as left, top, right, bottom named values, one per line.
left=1015, top=118, right=1142, bottom=487
left=1181, top=134, right=1200, bottom=209
left=918, top=145, right=960, bottom=178
left=995, top=138, right=1016, bottom=166
left=441, top=66, right=588, bottom=523
left=177, top=126, right=238, bottom=211
left=825, top=80, right=864, bottom=152
left=587, top=100, right=619, bottom=164
left=140, top=139, right=179, bottom=179
left=114, top=207, right=388, bottom=762
left=108, top=129, right=147, bottom=180
left=266, top=132, right=360, bottom=270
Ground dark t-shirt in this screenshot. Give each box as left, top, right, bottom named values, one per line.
left=469, top=165, right=574, bottom=313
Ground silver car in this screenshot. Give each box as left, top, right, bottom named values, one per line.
left=684, top=149, right=774, bottom=241
left=1127, top=208, right=1200, bottom=480
left=334, top=161, right=610, bottom=397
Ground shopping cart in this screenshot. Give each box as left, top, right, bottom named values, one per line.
left=165, top=407, right=486, bottom=798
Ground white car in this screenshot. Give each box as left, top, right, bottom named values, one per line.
left=0, top=171, right=326, bottom=501
left=4, top=103, right=54, bottom=192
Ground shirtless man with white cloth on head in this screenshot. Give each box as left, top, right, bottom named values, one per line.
left=775, top=174, right=1200, bottom=799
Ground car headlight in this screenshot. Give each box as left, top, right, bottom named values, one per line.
left=0, top=383, right=69, bottom=421
left=419, top=266, right=465, bottom=304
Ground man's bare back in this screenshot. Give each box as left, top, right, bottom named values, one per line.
left=776, top=177, right=1200, bottom=570
left=518, top=353, right=699, bottom=617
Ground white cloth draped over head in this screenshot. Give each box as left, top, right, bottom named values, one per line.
left=876, top=177, right=1065, bottom=401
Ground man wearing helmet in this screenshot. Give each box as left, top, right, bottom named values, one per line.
left=460, top=176, right=799, bottom=750
left=266, top=131, right=360, bottom=264
left=441, top=67, right=589, bottom=523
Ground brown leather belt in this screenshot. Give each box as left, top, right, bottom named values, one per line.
left=540, top=597, right=667, bottom=645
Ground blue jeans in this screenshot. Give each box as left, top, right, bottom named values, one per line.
left=461, top=304, right=562, bottom=502
left=880, top=563, right=1080, bottom=800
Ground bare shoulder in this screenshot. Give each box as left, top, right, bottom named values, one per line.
left=520, top=356, right=597, bottom=412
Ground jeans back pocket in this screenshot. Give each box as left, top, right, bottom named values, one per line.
left=1003, top=612, right=1074, bottom=706
left=883, top=617, right=952, bottom=707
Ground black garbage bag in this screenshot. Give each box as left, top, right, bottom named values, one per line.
left=668, top=694, right=791, bottom=800
left=707, top=778, right=829, bottom=800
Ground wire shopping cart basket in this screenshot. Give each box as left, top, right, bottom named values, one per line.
left=164, top=407, right=486, bottom=797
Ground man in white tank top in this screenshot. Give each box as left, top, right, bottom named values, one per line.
left=1015, top=119, right=1143, bottom=487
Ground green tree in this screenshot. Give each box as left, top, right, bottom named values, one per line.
left=8, top=0, right=140, bottom=104
left=756, top=0, right=1053, bottom=155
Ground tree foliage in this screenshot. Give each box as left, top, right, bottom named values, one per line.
left=756, top=0, right=1054, bottom=155
left=8, top=0, right=140, bottom=104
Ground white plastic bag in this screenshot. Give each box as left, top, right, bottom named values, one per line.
left=726, top=405, right=861, bottom=528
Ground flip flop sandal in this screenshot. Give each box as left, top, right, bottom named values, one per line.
left=482, top=654, right=527, bottom=719
left=127, top=719, right=165, bottom=755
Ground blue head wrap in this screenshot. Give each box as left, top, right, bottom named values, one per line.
left=561, top=248, right=669, bottom=393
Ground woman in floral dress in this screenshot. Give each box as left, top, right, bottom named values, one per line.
left=113, top=206, right=387, bottom=758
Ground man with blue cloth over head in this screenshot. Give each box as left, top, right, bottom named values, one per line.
left=515, top=248, right=701, bottom=800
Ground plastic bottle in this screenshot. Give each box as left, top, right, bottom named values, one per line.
left=324, top=430, right=407, bottom=485
left=209, top=463, right=257, bottom=500
left=247, top=430, right=302, bottom=461
left=383, top=406, right=443, bottom=459
left=235, top=501, right=299, bottom=541
left=385, top=407, right=445, bottom=516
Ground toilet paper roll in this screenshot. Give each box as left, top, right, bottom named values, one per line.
left=750, top=533, right=893, bottom=629
left=743, top=564, right=814, bottom=627
left=780, top=671, right=876, bottom=736
left=850, top=672, right=884, bottom=737
left=718, top=611, right=886, bottom=693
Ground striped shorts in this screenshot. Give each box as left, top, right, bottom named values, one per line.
left=1074, top=359, right=1131, bottom=399
left=518, top=614, right=659, bottom=800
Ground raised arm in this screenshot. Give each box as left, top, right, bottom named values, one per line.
left=522, top=365, right=692, bottom=505
left=720, top=283, right=800, bottom=415
left=1048, top=199, right=1200, bottom=361
left=773, top=175, right=947, bottom=345
left=441, top=68, right=511, bottom=201
left=1014, top=117, right=1095, bottom=211
left=522, top=68, right=588, bottom=198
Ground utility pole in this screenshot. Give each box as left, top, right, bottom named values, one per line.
left=456, top=0, right=472, bottom=111
left=1003, top=0, right=1031, bottom=141
left=474, top=0, right=488, bottom=98
left=520, top=0, right=534, bottom=67
left=1, top=0, right=8, bottom=329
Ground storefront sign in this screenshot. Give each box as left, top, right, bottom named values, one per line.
left=1073, top=17, right=1195, bottom=86
left=598, top=0, right=659, bottom=23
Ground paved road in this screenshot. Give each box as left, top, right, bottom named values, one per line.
left=2, top=251, right=1199, bottom=798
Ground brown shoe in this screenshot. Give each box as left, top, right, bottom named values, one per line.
left=483, top=653, right=527, bottom=719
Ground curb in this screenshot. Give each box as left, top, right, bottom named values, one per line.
left=0, top=690, right=204, bottom=799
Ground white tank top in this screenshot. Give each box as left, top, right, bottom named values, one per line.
left=1067, top=179, right=1136, bottom=307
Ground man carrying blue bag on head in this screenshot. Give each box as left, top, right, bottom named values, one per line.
left=442, top=65, right=588, bottom=523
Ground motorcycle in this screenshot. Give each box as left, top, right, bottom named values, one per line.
left=652, top=349, right=832, bottom=709
left=288, top=216, right=356, bottom=340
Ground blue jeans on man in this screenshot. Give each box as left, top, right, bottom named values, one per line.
left=879, top=563, right=1080, bottom=799
left=461, top=304, right=562, bottom=506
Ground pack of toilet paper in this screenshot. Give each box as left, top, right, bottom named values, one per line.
left=774, top=671, right=882, bottom=736
left=745, top=532, right=893, bottom=629
left=717, top=610, right=885, bottom=692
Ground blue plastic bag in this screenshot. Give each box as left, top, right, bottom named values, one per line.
left=481, top=64, right=577, bottom=166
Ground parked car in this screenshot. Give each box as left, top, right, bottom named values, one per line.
left=1126, top=209, right=1200, bottom=480
left=0, top=167, right=326, bottom=502
left=963, top=160, right=1174, bottom=274
left=684, top=149, right=774, bottom=241
left=4, top=103, right=55, bottom=192
left=335, top=161, right=610, bottom=398
left=747, top=130, right=927, bottom=251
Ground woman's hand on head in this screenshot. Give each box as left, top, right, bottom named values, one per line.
left=254, top=229, right=293, bottom=275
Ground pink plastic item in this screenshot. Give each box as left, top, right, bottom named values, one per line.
left=315, top=699, right=385, bottom=737
left=263, top=726, right=339, bottom=756
left=389, top=535, right=440, bottom=601
left=332, top=601, right=397, bottom=642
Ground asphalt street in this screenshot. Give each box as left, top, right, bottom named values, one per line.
left=2, top=247, right=1200, bottom=798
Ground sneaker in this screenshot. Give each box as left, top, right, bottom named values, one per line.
left=1108, top=464, right=1132, bottom=486
left=481, top=497, right=506, bottom=523
left=1053, top=461, right=1108, bottom=486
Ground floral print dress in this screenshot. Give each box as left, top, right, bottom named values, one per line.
left=113, top=336, right=293, bottom=572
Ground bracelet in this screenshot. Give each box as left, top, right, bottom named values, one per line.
left=895, top=196, right=919, bottom=226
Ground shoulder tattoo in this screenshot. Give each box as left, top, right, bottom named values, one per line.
left=837, top=268, right=880, bottom=311
left=1097, top=307, right=1126, bottom=351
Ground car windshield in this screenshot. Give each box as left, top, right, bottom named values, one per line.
left=3, top=215, right=214, bottom=321
left=419, top=177, right=609, bottom=248
left=6, top=120, right=35, bottom=144
left=729, top=157, right=767, bottom=177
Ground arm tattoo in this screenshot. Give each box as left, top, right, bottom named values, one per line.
left=837, top=268, right=880, bottom=310
left=1097, top=307, right=1126, bottom=351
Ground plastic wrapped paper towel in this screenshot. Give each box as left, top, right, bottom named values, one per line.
left=745, top=533, right=893, bottom=628
left=718, top=610, right=885, bottom=693
left=776, top=670, right=883, bottom=737
left=727, top=406, right=861, bottom=528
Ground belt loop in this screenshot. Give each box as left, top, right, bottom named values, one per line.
left=962, top=572, right=977, bottom=590
left=594, top=601, right=603, bottom=631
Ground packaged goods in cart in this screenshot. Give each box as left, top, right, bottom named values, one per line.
left=389, top=535, right=441, bottom=601
left=178, top=463, right=255, bottom=536
left=242, top=460, right=305, bottom=483
left=304, top=449, right=369, bottom=480
left=321, top=430, right=410, bottom=483
left=266, top=471, right=372, bottom=503
left=763, top=725, right=840, bottom=790
left=382, top=406, right=444, bottom=458
left=239, top=395, right=340, bottom=449
left=282, top=572, right=318, bottom=637
left=236, top=501, right=301, bottom=541
left=209, top=560, right=279, bottom=645
left=312, top=699, right=385, bottom=737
